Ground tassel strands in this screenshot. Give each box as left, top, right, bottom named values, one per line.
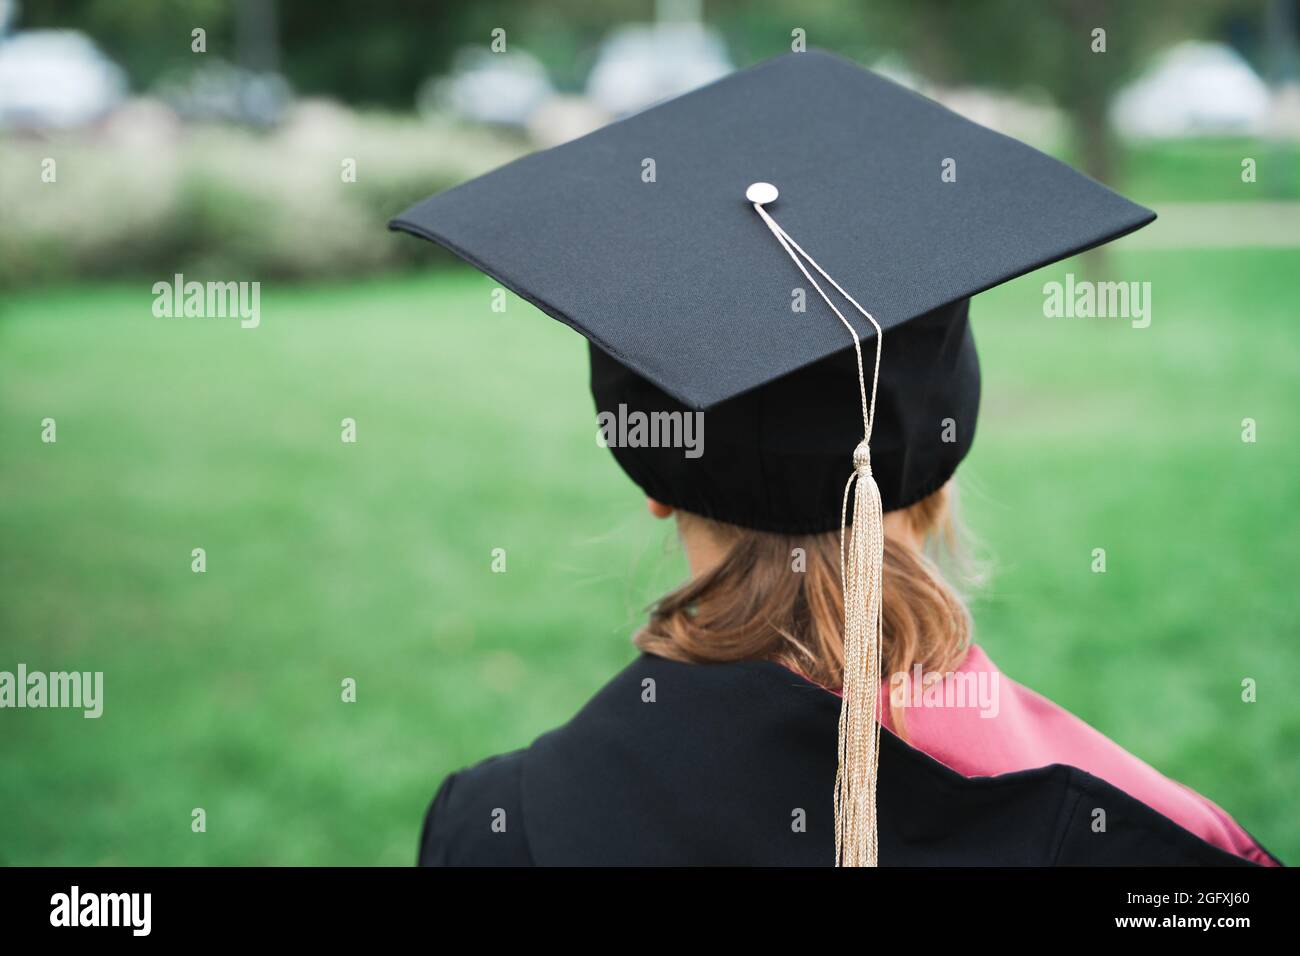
left=746, top=182, right=886, bottom=867
left=837, top=441, right=885, bottom=866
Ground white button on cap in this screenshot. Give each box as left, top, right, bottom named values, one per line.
left=746, top=182, right=779, bottom=205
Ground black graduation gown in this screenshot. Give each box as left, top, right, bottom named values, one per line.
left=418, top=654, right=1269, bottom=866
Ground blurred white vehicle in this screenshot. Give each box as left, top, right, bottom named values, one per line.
left=1112, top=41, right=1270, bottom=138
left=421, top=47, right=553, bottom=128
left=153, top=59, right=291, bottom=127
left=586, top=22, right=732, bottom=116
left=0, top=30, right=126, bottom=128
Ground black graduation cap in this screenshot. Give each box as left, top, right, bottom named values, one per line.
left=391, top=49, right=1153, bottom=533
left=391, top=48, right=1154, bottom=866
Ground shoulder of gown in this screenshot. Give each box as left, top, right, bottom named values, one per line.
left=418, top=653, right=1276, bottom=866
left=418, top=749, right=534, bottom=866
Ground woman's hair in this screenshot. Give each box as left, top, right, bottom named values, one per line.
left=634, top=483, right=973, bottom=732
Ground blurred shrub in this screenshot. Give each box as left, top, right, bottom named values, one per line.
left=0, top=101, right=525, bottom=288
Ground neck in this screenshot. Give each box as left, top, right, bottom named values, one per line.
left=680, top=510, right=921, bottom=580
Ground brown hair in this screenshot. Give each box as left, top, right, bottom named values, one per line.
left=634, top=483, right=972, bottom=732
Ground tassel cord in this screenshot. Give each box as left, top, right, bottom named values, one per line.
left=751, top=194, right=886, bottom=867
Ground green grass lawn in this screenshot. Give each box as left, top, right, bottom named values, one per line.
left=1119, top=138, right=1300, bottom=203
left=1, top=248, right=1297, bottom=865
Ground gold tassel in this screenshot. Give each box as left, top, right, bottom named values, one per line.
left=834, top=441, right=884, bottom=867
left=746, top=182, right=886, bottom=867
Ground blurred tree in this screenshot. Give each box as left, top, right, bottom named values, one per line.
left=21, top=0, right=1288, bottom=150
left=23, top=0, right=236, bottom=90
left=233, top=0, right=279, bottom=73
left=19, top=0, right=653, bottom=104
left=21, top=0, right=488, bottom=105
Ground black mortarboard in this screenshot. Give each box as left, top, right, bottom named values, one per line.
left=391, top=49, right=1153, bottom=532
left=391, top=49, right=1154, bottom=866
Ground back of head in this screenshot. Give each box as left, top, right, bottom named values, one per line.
left=588, top=297, right=981, bottom=533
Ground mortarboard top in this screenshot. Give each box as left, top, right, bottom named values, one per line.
left=389, top=48, right=1154, bottom=411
